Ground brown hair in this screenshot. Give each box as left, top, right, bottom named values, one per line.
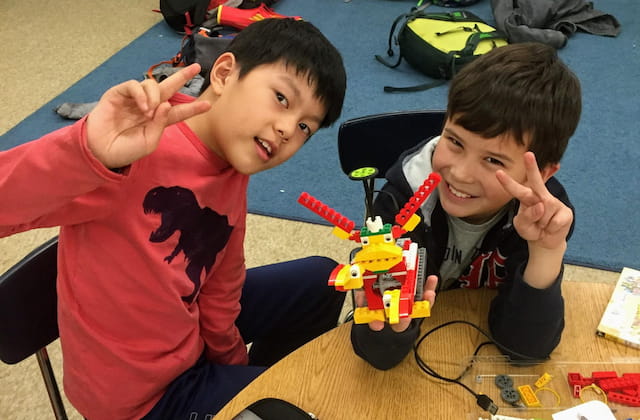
left=446, top=42, right=582, bottom=168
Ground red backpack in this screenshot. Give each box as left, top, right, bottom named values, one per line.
left=158, top=0, right=282, bottom=34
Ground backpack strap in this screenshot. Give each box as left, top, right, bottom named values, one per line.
left=383, top=79, right=447, bottom=93
left=456, top=29, right=506, bottom=57
left=375, top=11, right=413, bottom=69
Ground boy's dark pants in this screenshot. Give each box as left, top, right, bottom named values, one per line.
left=142, top=256, right=345, bottom=420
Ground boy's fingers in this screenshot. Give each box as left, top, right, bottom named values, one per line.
left=496, top=170, right=532, bottom=202
left=519, top=202, right=545, bottom=225
left=140, top=79, right=161, bottom=116
left=143, top=102, right=173, bottom=150
left=369, top=320, right=385, bottom=331
left=159, top=64, right=202, bottom=102
left=540, top=205, right=572, bottom=235
left=111, top=80, right=149, bottom=113
left=166, top=100, right=211, bottom=126
left=356, top=276, right=438, bottom=332
left=523, top=152, right=550, bottom=196
left=423, top=275, right=438, bottom=308
left=390, top=317, right=412, bottom=333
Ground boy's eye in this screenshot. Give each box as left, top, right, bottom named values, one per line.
left=447, top=136, right=462, bottom=148
left=485, top=157, right=504, bottom=166
left=276, top=92, right=288, bottom=107
left=299, top=122, right=311, bottom=136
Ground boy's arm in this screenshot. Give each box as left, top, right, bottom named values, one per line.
left=0, top=65, right=210, bottom=233
left=495, top=152, right=573, bottom=289
left=85, top=63, right=210, bottom=170
left=488, top=259, right=565, bottom=360
left=0, top=118, right=122, bottom=232
left=491, top=152, right=573, bottom=358
left=197, top=223, right=249, bottom=366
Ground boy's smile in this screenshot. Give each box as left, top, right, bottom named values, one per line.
left=254, top=137, right=273, bottom=160
left=432, top=118, right=530, bottom=224
left=189, top=54, right=327, bottom=175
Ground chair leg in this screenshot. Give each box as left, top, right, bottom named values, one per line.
left=36, top=347, right=68, bottom=420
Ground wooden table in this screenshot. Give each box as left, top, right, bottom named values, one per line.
left=214, top=282, right=639, bottom=419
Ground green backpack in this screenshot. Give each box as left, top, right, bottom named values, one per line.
left=376, top=9, right=508, bottom=92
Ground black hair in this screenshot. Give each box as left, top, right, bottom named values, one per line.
left=202, top=18, right=346, bottom=128
left=447, top=42, right=582, bottom=168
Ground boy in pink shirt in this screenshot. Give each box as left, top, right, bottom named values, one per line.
left=0, top=18, right=346, bottom=419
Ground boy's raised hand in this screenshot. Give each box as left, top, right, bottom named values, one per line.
left=355, top=274, right=438, bottom=333
left=85, top=64, right=211, bottom=169
left=495, top=152, right=573, bottom=251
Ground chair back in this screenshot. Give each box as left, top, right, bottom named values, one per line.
left=337, top=110, right=445, bottom=177
left=0, top=237, right=59, bottom=364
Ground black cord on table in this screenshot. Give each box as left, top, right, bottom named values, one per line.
left=413, top=319, right=547, bottom=415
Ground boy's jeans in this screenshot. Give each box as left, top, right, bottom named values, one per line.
left=142, top=256, right=345, bottom=420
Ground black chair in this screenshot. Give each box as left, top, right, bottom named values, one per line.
left=337, top=110, right=446, bottom=178
left=0, top=237, right=68, bottom=420
left=336, top=110, right=445, bottom=321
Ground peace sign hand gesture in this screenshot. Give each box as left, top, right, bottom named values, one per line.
left=495, top=152, right=573, bottom=252
left=85, top=64, right=211, bottom=169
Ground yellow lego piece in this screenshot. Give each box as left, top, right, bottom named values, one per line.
left=352, top=244, right=402, bottom=273
left=534, top=372, right=553, bottom=388
left=331, top=226, right=351, bottom=240
left=517, top=384, right=542, bottom=407
left=343, top=265, right=363, bottom=290
left=332, top=265, right=349, bottom=288
left=383, top=289, right=401, bottom=324
left=354, top=307, right=385, bottom=324
left=401, top=213, right=421, bottom=232
left=411, top=300, right=431, bottom=318
left=332, top=265, right=363, bottom=290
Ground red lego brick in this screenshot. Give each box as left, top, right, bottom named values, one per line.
left=568, top=372, right=593, bottom=387
left=607, top=391, right=640, bottom=407
left=598, top=376, right=640, bottom=392
left=592, top=371, right=618, bottom=381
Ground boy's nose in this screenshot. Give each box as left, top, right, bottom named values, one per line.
left=276, top=128, right=288, bottom=141
left=449, top=162, right=474, bottom=184
left=275, top=116, right=298, bottom=142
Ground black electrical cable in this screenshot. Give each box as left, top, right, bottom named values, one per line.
left=372, top=189, right=401, bottom=217
left=413, top=319, right=548, bottom=415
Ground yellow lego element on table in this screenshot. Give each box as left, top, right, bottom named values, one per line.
left=517, top=384, right=542, bottom=407
left=401, top=213, right=421, bottom=232
left=331, top=226, right=351, bottom=240
left=383, top=289, right=401, bottom=324
left=354, top=307, right=385, bottom=324
left=534, top=372, right=553, bottom=388
left=412, top=300, right=431, bottom=318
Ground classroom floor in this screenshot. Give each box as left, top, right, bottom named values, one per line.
left=0, top=1, right=620, bottom=418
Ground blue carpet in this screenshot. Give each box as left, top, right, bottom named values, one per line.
left=2, top=0, right=638, bottom=272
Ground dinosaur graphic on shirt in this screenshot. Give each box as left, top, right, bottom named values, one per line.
left=143, top=186, right=233, bottom=304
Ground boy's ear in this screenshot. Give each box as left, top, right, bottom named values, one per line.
left=539, top=162, right=560, bottom=183
left=209, top=52, right=237, bottom=94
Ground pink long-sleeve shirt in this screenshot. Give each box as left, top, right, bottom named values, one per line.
left=0, top=103, right=250, bottom=419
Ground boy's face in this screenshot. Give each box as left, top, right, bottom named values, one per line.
left=432, top=117, right=531, bottom=224
left=200, top=54, right=327, bottom=175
